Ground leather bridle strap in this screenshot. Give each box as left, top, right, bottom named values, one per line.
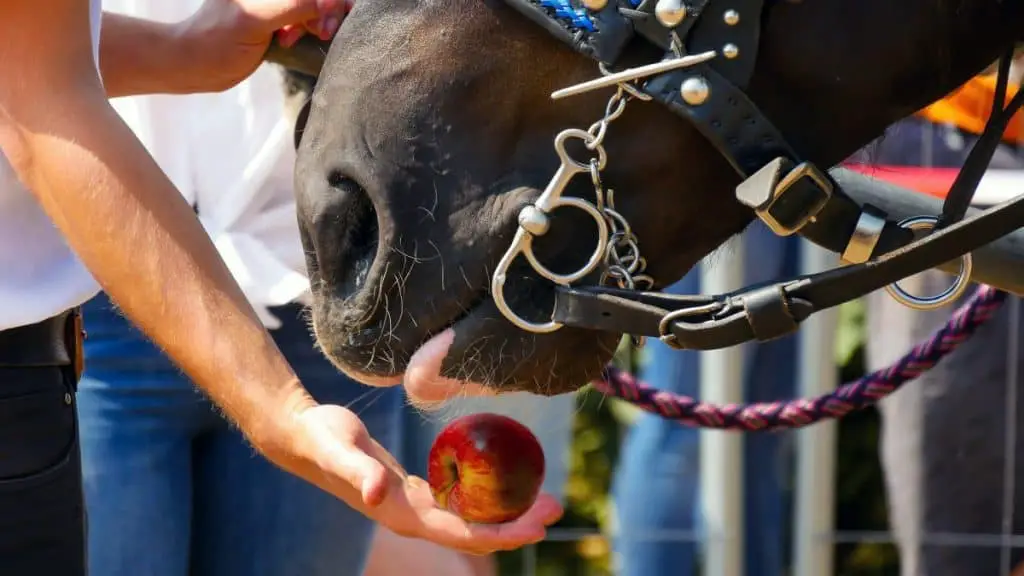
left=501, top=0, right=1024, bottom=350
left=553, top=74, right=1024, bottom=350
left=554, top=189, right=1024, bottom=349
left=503, top=0, right=920, bottom=263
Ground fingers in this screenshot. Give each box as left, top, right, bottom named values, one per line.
left=304, top=412, right=392, bottom=507
left=260, top=0, right=347, bottom=42
left=275, top=25, right=307, bottom=48
left=404, top=329, right=499, bottom=405
left=409, top=490, right=565, bottom=555
left=327, top=442, right=391, bottom=506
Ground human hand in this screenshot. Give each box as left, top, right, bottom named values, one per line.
left=261, top=402, right=564, bottom=554
left=179, top=0, right=349, bottom=91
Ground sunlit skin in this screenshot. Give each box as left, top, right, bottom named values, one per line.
left=428, top=413, right=545, bottom=524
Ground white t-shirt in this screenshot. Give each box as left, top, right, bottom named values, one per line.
left=104, top=0, right=310, bottom=329
left=0, top=0, right=103, bottom=331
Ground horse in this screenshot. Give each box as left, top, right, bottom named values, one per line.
left=282, top=0, right=1024, bottom=399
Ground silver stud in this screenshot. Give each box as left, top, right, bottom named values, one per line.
left=680, top=76, right=710, bottom=105
left=64, top=393, right=72, bottom=405
left=518, top=205, right=550, bottom=236
left=655, top=0, right=687, bottom=28
left=582, top=0, right=608, bottom=11
left=723, top=9, right=740, bottom=25
left=722, top=43, right=739, bottom=59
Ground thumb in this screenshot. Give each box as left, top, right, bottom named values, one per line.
left=329, top=443, right=391, bottom=507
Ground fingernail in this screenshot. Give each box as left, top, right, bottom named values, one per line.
left=321, top=16, right=341, bottom=39
left=277, top=27, right=300, bottom=48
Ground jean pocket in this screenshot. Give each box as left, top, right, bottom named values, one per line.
left=0, top=386, right=76, bottom=485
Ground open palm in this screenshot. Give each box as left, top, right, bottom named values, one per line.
left=281, top=403, right=564, bottom=555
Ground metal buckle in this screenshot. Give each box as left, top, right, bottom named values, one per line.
left=756, top=162, right=833, bottom=237
left=840, top=207, right=887, bottom=265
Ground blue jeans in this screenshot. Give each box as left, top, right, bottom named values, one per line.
left=612, top=223, right=800, bottom=576
left=77, top=293, right=403, bottom=576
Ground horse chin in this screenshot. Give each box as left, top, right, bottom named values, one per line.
left=310, top=276, right=619, bottom=400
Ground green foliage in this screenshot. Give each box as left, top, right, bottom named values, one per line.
left=498, top=304, right=900, bottom=575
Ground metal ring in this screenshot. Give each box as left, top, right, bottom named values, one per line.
left=521, top=196, right=610, bottom=285
left=883, top=216, right=974, bottom=311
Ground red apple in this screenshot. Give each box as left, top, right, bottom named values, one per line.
left=427, top=412, right=546, bottom=524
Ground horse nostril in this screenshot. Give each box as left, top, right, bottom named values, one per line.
left=326, top=172, right=380, bottom=301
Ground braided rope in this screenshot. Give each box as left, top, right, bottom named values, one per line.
left=592, top=285, right=1007, bottom=430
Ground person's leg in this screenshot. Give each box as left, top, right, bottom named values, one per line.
left=870, top=276, right=1024, bottom=575
left=190, top=302, right=402, bottom=576
left=865, top=118, right=1024, bottom=575
left=76, top=293, right=204, bottom=576
left=364, top=528, right=495, bottom=576
left=739, top=225, right=800, bottom=576
left=610, top=267, right=702, bottom=576
left=0, top=363, right=84, bottom=576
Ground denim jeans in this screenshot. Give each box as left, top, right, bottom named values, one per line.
left=77, top=293, right=403, bottom=576
left=612, top=223, right=800, bottom=576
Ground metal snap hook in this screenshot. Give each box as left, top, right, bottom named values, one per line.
left=490, top=128, right=611, bottom=333
left=884, top=215, right=974, bottom=311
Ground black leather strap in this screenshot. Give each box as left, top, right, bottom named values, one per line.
left=644, top=65, right=912, bottom=257
left=686, top=0, right=762, bottom=86
left=646, top=64, right=792, bottom=174
left=0, top=311, right=74, bottom=367
left=553, top=187, right=1024, bottom=349
left=939, top=60, right=1024, bottom=228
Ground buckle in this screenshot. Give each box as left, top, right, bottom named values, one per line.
left=736, top=158, right=833, bottom=237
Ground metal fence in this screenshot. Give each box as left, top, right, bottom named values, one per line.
left=499, top=237, right=1024, bottom=576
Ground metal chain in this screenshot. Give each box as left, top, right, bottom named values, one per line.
left=578, top=80, right=656, bottom=348
left=580, top=85, right=655, bottom=294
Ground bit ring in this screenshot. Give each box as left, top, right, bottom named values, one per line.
left=884, top=216, right=973, bottom=310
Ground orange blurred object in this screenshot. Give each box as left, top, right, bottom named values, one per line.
left=916, top=73, right=1023, bottom=145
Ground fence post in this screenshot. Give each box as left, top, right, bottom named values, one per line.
left=700, top=245, right=745, bottom=576
left=793, top=239, right=839, bottom=576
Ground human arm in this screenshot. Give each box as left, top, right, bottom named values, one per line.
left=0, top=0, right=337, bottom=485
left=0, top=0, right=561, bottom=553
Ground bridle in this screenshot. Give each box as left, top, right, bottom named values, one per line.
left=488, top=0, right=1024, bottom=350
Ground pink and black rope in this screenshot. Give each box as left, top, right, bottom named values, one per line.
left=592, top=284, right=1007, bottom=431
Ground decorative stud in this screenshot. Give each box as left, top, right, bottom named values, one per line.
left=582, top=0, right=608, bottom=11
left=518, top=205, right=551, bottom=237
left=723, top=9, right=740, bottom=25
left=655, top=0, right=687, bottom=28
left=722, top=43, right=739, bottom=59
left=680, top=76, right=710, bottom=106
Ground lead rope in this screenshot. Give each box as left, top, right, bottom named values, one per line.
left=592, top=284, right=1007, bottom=430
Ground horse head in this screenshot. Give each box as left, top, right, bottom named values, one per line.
left=290, top=0, right=1023, bottom=398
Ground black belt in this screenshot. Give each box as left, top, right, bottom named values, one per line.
left=0, top=310, right=77, bottom=368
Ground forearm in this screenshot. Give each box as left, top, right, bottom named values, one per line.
left=0, top=88, right=314, bottom=447
left=99, top=12, right=215, bottom=97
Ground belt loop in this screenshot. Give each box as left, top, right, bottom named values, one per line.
left=64, top=308, right=85, bottom=385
